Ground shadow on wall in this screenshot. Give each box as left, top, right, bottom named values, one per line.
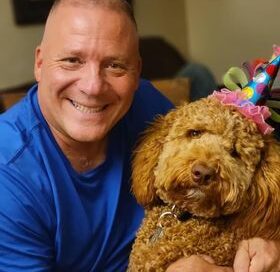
left=139, top=36, right=217, bottom=101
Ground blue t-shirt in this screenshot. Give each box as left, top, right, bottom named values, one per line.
left=0, top=80, right=173, bottom=272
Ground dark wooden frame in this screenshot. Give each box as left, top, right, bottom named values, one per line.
left=12, top=0, right=133, bottom=25
left=12, top=0, right=54, bottom=25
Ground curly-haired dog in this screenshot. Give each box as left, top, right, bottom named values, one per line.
left=128, top=96, right=280, bottom=271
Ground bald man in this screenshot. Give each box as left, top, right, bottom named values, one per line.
left=0, top=1, right=280, bottom=271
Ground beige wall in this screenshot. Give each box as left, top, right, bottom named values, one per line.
left=185, top=0, right=280, bottom=84
left=3, top=0, right=278, bottom=89
left=134, top=0, right=188, bottom=60
left=0, top=0, right=188, bottom=91
left=0, top=1, right=44, bottom=90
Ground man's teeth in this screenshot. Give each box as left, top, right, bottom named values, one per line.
left=72, top=101, right=105, bottom=113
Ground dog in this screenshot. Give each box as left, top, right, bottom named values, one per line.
left=128, top=95, right=280, bottom=271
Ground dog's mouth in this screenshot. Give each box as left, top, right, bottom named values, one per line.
left=185, top=187, right=203, bottom=199
left=159, top=183, right=224, bottom=219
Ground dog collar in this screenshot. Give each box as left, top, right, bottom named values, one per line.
left=149, top=205, right=192, bottom=244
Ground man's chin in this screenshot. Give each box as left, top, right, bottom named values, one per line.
left=69, top=132, right=108, bottom=144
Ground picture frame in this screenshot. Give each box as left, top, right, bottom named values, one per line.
left=12, top=0, right=133, bottom=25
left=12, top=0, right=54, bottom=25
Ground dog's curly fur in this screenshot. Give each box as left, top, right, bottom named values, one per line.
left=128, top=96, right=280, bottom=271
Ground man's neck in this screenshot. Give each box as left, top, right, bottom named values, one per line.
left=65, top=146, right=107, bottom=173
left=51, top=129, right=108, bottom=173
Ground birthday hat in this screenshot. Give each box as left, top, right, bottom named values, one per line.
left=212, top=48, right=280, bottom=135
left=223, top=45, right=280, bottom=96
left=241, top=55, right=280, bottom=104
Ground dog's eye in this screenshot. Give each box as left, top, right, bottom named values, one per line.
left=231, top=148, right=240, bottom=158
left=187, top=129, right=202, bottom=138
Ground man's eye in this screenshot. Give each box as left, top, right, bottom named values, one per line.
left=59, top=57, right=83, bottom=70
left=63, top=57, right=81, bottom=64
left=105, top=62, right=126, bottom=75
left=109, top=63, right=121, bottom=69
left=108, top=63, right=125, bottom=69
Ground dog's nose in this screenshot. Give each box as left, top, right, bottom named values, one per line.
left=191, top=163, right=215, bottom=184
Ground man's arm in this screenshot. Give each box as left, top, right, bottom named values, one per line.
left=233, top=238, right=280, bottom=272
left=0, top=168, right=54, bottom=271
left=166, top=238, right=280, bottom=272
left=166, top=255, right=233, bottom=272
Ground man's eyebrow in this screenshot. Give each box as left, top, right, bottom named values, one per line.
left=60, top=45, right=86, bottom=54
left=103, top=56, right=127, bottom=62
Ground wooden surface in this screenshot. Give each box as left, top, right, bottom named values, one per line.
left=151, top=77, right=190, bottom=106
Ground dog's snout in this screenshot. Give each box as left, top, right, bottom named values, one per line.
left=191, top=163, right=215, bottom=184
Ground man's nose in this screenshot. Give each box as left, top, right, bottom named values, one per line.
left=78, top=64, right=105, bottom=96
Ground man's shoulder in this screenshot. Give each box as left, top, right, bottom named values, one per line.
left=0, top=96, right=40, bottom=165
left=118, top=79, right=173, bottom=146
left=131, top=79, right=174, bottom=120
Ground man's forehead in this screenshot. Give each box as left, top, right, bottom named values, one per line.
left=48, top=0, right=137, bottom=29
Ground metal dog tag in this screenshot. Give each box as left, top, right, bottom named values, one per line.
left=149, top=226, right=164, bottom=244
left=148, top=205, right=178, bottom=244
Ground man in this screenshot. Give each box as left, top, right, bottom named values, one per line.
left=0, top=0, right=279, bottom=271
left=0, top=1, right=168, bottom=270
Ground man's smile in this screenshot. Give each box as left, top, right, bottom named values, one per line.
left=70, top=99, right=108, bottom=114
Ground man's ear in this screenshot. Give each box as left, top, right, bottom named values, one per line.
left=34, top=46, right=43, bottom=82
left=137, top=57, right=142, bottom=77
left=133, top=57, right=142, bottom=93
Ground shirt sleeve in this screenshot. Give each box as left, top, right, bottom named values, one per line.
left=137, top=78, right=174, bottom=114
left=129, top=78, right=174, bottom=131
left=0, top=165, right=55, bottom=271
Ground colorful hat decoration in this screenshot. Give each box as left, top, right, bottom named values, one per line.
left=211, top=46, right=280, bottom=135
left=241, top=55, right=280, bottom=104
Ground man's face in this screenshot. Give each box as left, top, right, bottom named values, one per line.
left=34, top=4, right=141, bottom=144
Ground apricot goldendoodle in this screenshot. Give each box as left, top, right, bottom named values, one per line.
left=128, top=95, right=280, bottom=271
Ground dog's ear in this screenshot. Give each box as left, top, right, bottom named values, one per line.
left=243, top=138, right=280, bottom=238
left=131, top=109, right=177, bottom=207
